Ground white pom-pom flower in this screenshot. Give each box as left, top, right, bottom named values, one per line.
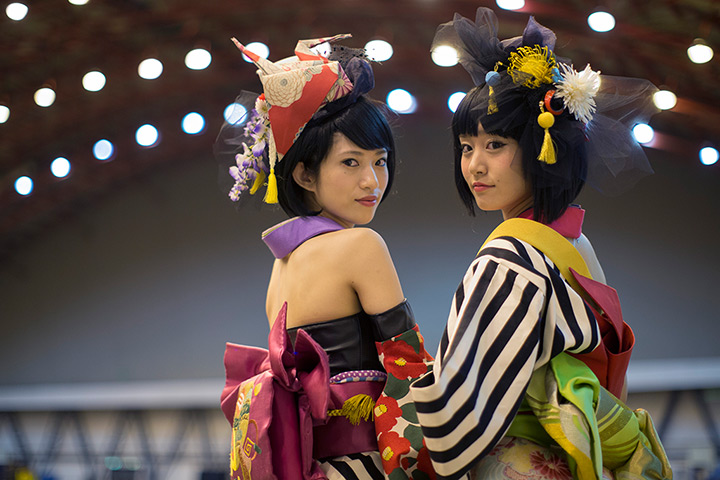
left=556, top=63, right=601, bottom=124
left=255, top=96, right=270, bottom=120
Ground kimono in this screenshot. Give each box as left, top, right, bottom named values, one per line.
left=375, top=207, right=672, bottom=480
left=222, top=216, right=418, bottom=480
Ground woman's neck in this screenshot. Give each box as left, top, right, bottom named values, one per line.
left=501, top=197, right=535, bottom=220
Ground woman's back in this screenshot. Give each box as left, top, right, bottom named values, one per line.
left=219, top=33, right=411, bottom=479
left=266, top=226, right=404, bottom=329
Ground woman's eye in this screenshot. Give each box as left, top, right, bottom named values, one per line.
left=461, top=144, right=472, bottom=153
left=342, top=158, right=359, bottom=167
left=375, top=158, right=387, bottom=167
left=487, top=140, right=506, bottom=150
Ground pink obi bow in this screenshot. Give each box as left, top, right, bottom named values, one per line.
left=221, top=303, right=331, bottom=480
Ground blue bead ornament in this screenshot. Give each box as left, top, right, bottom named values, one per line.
left=485, top=71, right=501, bottom=86
left=551, top=67, right=562, bottom=83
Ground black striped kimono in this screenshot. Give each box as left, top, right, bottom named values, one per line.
left=410, top=236, right=601, bottom=480
left=319, top=452, right=385, bottom=479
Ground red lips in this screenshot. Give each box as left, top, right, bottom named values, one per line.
left=472, top=182, right=493, bottom=192
left=356, top=195, right=378, bottom=206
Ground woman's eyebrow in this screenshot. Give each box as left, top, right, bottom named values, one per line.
left=337, top=148, right=387, bottom=155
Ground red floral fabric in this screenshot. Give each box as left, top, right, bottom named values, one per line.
left=379, top=431, right=412, bottom=474
left=375, top=326, right=436, bottom=480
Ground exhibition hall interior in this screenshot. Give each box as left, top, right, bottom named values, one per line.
left=1, top=0, right=719, bottom=478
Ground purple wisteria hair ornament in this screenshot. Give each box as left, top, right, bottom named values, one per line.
left=433, top=7, right=659, bottom=195
left=214, top=34, right=375, bottom=205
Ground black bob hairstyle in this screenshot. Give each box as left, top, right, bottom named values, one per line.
left=275, top=96, right=396, bottom=217
left=451, top=85, right=588, bottom=224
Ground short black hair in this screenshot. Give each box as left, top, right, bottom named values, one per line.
left=451, top=85, right=587, bottom=223
left=276, top=96, right=396, bottom=217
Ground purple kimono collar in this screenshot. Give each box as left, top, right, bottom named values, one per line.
left=262, top=216, right=345, bottom=259
left=518, top=205, right=585, bottom=239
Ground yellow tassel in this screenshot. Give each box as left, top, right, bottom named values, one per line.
left=249, top=169, right=266, bottom=195
left=537, top=111, right=557, bottom=165
left=327, top=394, right=375, bottom=426
left=488, top=86, right=498, bottom=114
left=538, top=127, right=557, bottom=164
left=264, top=168, right=278, bottom=204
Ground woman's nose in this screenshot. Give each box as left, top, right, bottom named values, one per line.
left=360, top=165, right=379, bottom=189
left=468, top=151, right=486, bottom=175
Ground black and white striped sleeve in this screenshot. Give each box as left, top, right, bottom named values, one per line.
left=409, top=237, right=600, bottom=479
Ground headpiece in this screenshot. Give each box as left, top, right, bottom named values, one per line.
left=216, top=34, right=374, bottom=204
left=433, top=7, right=659, bottom=195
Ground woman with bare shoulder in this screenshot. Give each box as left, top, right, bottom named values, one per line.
left=218, top=35, right=419, bottom=480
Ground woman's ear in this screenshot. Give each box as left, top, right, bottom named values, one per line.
left=292, top=162, right=316, bottom=192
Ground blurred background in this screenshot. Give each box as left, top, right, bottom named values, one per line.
left=1, top=0, right=719, bottom=479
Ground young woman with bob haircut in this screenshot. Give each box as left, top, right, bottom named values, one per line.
left=371, top=8, right=674, bottom=480
left=218, top=35, right=421, bottom=480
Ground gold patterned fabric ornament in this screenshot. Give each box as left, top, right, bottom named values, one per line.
left=232, top=34, right=356, bottom=203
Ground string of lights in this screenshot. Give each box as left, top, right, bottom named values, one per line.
left=1, top=0, right=717, bottom=205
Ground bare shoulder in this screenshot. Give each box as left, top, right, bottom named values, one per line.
left=300, top=227, right=403, bottom=314
left=336, top=226, right=387, bottom=245
left=324, top=227, right=391, bottom=259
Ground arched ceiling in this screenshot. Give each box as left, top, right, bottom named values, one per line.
left=1, top=0, right=719, bottom=256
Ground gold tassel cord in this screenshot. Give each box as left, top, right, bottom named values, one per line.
left=249, top=169, right=266, bottom=195
left=327, top=394, right=376, bottom=426
left=537, top=111, right=557, bottom=165
left=264, top=167, right=278, bottom=204
left=486, top=68, right=501, bottom=115
left=488, top=85, right=498, bottom=114
left=264, top=129, right=279, bottom=204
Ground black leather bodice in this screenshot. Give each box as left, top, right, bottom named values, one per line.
left=286, top=301, right=416, bottom=377
left=287, top=312, right=382, bottom=376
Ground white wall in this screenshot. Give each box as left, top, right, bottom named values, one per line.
left=1, top=115, right=719, bottom=387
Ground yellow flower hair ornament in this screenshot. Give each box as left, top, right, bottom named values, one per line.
left=507, top=45, right=558, bottom=89
left=432, top=6, right=659, bottom=195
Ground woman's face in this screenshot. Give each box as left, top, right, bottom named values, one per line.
left=459, top=125, right=533, bottom=219
left=302, top=132, right=389, bottom=228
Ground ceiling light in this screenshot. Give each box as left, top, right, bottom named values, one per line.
left=182, top=112, right=205, bottom=135
left=185, top=48, right=212, bottom=70
left=138, top=58, right=163, bottom=80
left=82, top=71, right=106, bottom=92
left=447, top=92, right=466, bottom=113
left=387, top=89, right=416, bottom=114
left=687, top=39, right=714, bottom=64
left=700, top=147, right=719, bottom=166
left=632, top=123, right=654, bottom=144
left=51, top=157, right=71, bottom=178
left=242, top=42, right=270, bottom=63
left=93, top=139, right=114, bottom=161
left=68, top=0, right=89, bottom=4
left=224, top=103, right=248, bottom=125
left=496, top=0, right=524, bottom=11
left=136, top=124, right=160, bottom=147
left=6, top=3, right=28, bottom=21
left=588, top=11, right=615, bottom=33
left=15, top=176, right=33, bottom=196
left=652, top=90, right=677, bottom=110
left=365, top=40, right=393, bottom=62
left=34, top=87, right=56, bottom=107
left=431, top=45, right=459, bottom=67
left=0, top=105, right=9, bottom=123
